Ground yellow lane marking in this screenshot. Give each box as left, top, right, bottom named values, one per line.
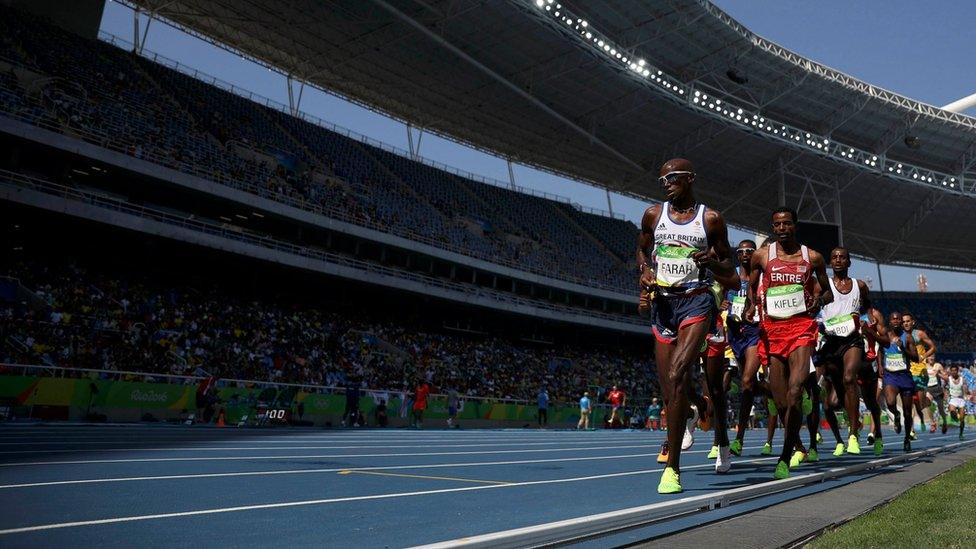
left=338, top=470, right=511, bottom=485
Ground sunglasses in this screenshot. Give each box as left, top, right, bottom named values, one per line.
left=736, top=248, right=756, bottom=253
left=658, top=171, right=693, bottom=186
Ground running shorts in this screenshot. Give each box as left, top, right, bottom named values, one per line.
left=727, top=319, right=761, bottom=361
left=857, top=361, right=879, bottom=384
left=815, top=334, right=865, bottom=368
left=912, top=374, right=929, bottom=392
left=948, top=397, right=967, bottom=409
left=760, top=316, right=819, bottom=361
left=883, top=370, right=916, bottom=397
left=653, top=290, right=715, bottom=345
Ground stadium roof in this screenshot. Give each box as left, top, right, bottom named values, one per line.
left=127, top=0, right=976, bottom=272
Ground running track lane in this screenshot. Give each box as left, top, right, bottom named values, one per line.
left=0, top=425, right=966, bottom=547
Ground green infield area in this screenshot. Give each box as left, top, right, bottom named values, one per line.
left=810, top=456, right=976, bottom=548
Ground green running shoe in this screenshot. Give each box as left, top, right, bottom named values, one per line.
left=807, top=448, right=819, bottom=462
left=707, top=445, right=719, bottom=459
left=847, top=434, right=861, bottom=455
left=789, top=450, right=807, bottom=468
left=761, top=442, right=773, bottom=455
left=729, top=439, right=743, bottom=456
left=657, top=466, right=682, bottom=494
left=873, top=439, right=883, bottom=455
left=774, top=460, right=790, bottom=479
left=802, top=391, right=813, bottom=416
left=816, top=431, right=823, bottom=444
left=833, top=442, right=845, bottom=457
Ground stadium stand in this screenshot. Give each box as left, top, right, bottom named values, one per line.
left=0, top=4, right=637, bottom=293
left=877, top=293, right=976, bottom=354
left=0, top=259, right=658, bottom=403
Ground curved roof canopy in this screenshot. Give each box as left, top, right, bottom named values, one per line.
left=127, top=0, right=976, bottom=271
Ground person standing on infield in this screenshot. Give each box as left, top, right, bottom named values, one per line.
left=578, top=391, right=592, bottom=430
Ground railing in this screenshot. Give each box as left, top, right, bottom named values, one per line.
left=0, top=169, right=646, bottom=326
left=0, top=363, right=606, bottom=408
left=0, top=77, right=636, bottom=296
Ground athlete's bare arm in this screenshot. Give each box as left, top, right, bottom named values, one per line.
left=808, top=249, right=834, bottom=313
left=903, top=331, right=920, bottom=362
left=637, top=204, right=661, bottom=290
left=915, top=329, right=937, bottom=360
left=744, top=246, right=768, bottom=320
left=857, top=280, right=871, bottom=315
left=692, top=209, right=734, bottom=279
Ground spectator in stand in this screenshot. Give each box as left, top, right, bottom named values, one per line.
left=647, top=398, right=662, bottom=431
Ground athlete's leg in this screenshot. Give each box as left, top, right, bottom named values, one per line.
left=658, top=319, right=711, bottom=473
left=862, top=378, right=883, bottom=440
left=703, top=353, right=730, bottom=448
left=937, top=393, right=947, bottom=433
left=771, top=346, right=813, bottom=471
left=841, top=347, right=863, bottom=437
left=766, top=398, right=777, bottom=445
left=735, top=345, right=762, bottom=444
left=805, top=373, right=820, bottom=454
left=822, top=377, right=844, bottom=445
left=900, top=392, right=914, bottom=449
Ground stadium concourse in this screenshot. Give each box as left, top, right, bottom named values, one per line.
left=1, top=0, right=976, bottom=547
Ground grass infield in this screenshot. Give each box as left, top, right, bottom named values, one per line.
left=810, top=457, right=976, bottom=548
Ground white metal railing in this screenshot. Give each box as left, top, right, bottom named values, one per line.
left=0, top=169, right=646, bottom=326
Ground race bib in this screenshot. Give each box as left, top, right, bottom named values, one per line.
left=730, top=296, right=746, bottom=321
left=885, top=351, right=908, bottom=372
left=824, top=314, right=856, bottom=337
left=655, top=246, right=698, bottom=287
left=765, top=284, right=806, bottom=319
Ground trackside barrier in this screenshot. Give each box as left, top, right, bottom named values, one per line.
left=415, top=439, right=976, bottom=549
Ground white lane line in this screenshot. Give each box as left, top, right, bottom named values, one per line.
left=0, top=443, right=780, bottom=489
left=0, top=457, right=779, bottom=535
left=0, top=440, right=667, bottom=454
left=0, top=434, right=654, bottom=444
left=0, top=452, right=665, bottom=489
left=0, top=444, right=667, bottom=467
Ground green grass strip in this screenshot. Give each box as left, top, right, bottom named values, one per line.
left=810, top=457, right=976, bottom=548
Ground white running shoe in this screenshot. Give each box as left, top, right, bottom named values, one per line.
left=715, top=445, right=732, bottom=474
left=682, top=405, right=698, bottom=450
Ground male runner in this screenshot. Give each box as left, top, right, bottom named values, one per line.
left=815, top=247, right=871, bottom=454
left=746, top=207, right=832, bottom=479
left=946, top=364, right=969, bottom=440
left=726, top=240, right=768, bottom=457
left=637, top=158, right=733, bottom=493
left=867, top=312, right=920, bottom=451
left=925, top=356, right=949, bottom=434
left=902, top=313, right=937, bottom=435
left=856, top=307, right=886, bottom=454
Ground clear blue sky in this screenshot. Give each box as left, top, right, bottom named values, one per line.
left=99, top=0, right=975, bottom=292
